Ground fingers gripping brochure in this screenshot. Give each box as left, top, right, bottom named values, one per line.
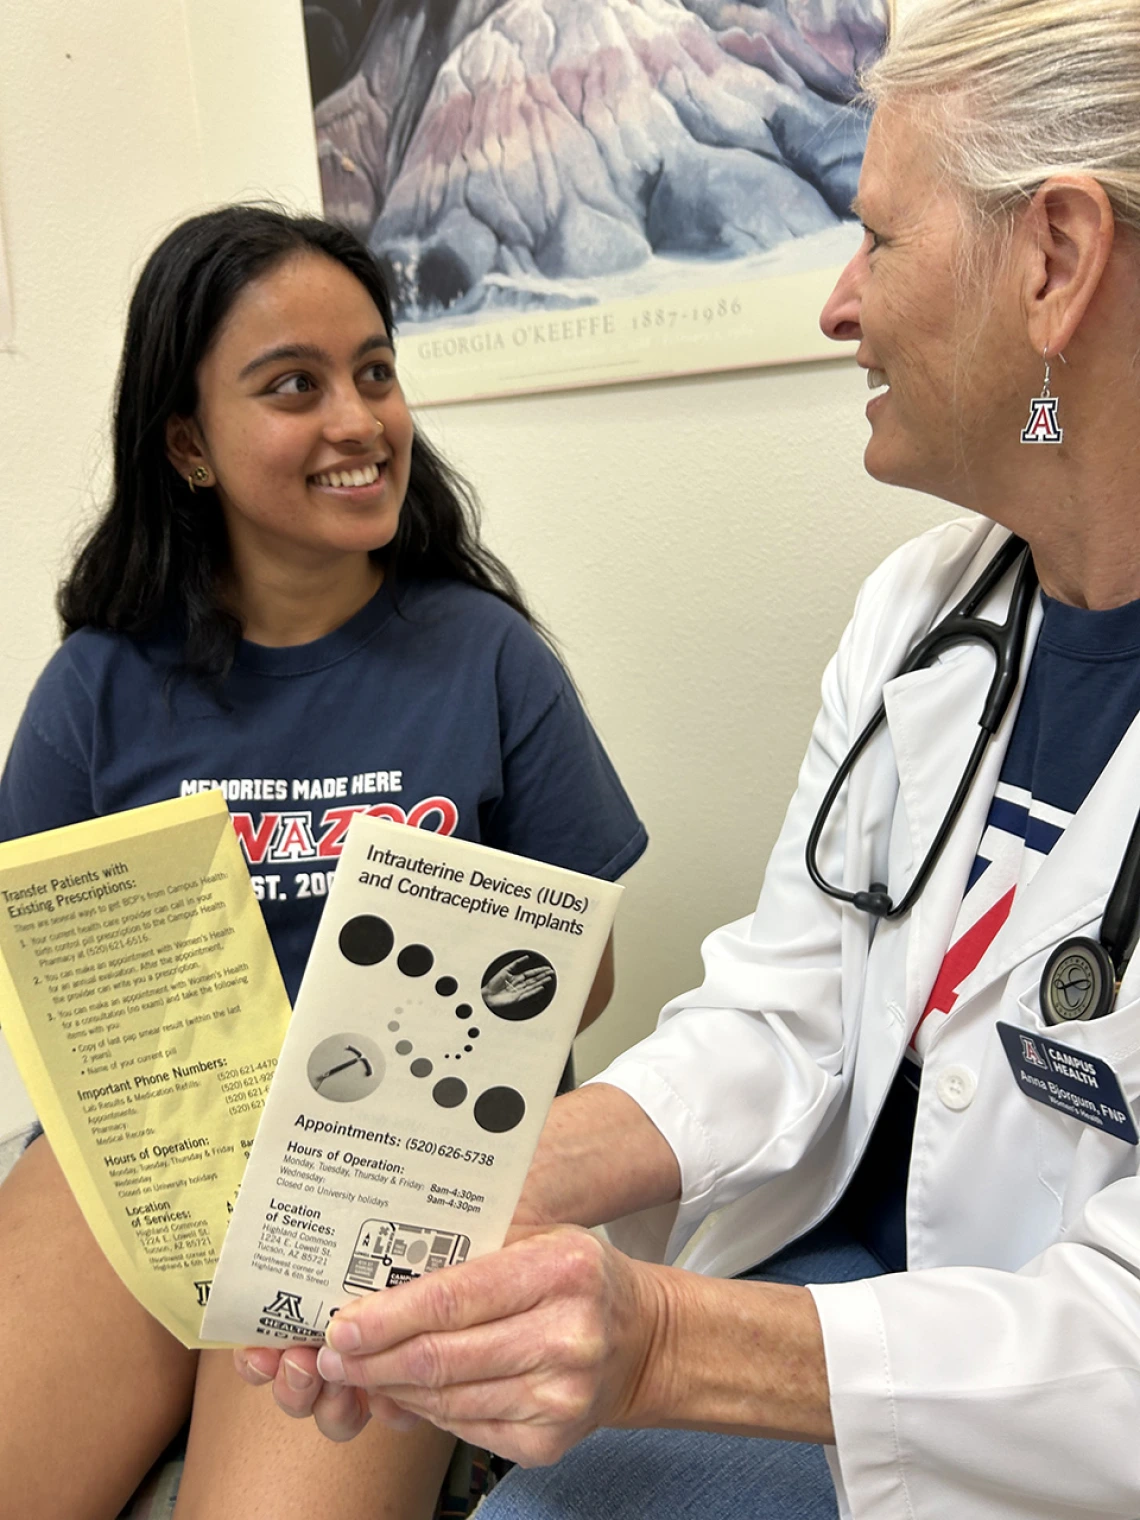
left=202, top=814, right=621, bottom=1345
left=0, top=792, right=292, bottom=1346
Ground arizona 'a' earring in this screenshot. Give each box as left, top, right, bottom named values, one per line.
left=1020, top=349, right=1066, bottom=444
left=186, top=465, right=211, bottom=492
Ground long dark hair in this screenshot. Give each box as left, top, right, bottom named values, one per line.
left=59, top=205, right=537, bottom=684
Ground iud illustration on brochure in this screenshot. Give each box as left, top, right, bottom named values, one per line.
left=202, top=814, right=621, bottom=1345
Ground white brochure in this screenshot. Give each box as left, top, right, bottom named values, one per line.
left=203, top=814, right=621, bottom=1344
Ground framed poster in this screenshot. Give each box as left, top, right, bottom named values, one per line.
left=303, top=1, right=886, bottom=403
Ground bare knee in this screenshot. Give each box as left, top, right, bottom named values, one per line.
left=0, top=1136, right=197, bottom=1520
left=176, top=1351, right=455, bottom=1520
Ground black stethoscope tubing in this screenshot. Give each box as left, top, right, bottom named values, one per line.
left=804, top=535, right=1140, bottom=1024
left=805, top=534, right=1037, bottom=920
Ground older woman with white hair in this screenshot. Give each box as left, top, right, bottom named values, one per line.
left=242, top=1, right=1140, bottom=1514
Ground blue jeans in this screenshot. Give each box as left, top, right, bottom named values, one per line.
left=479, top=1219, right=884, bottom=1520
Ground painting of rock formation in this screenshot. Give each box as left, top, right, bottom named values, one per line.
left=303, top=0, right=886, bottom=398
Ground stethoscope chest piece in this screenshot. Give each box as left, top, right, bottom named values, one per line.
left=1040, top=937, right=1116, bottom=1025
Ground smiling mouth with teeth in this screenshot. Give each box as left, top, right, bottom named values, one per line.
left=311, top=461, right=382, bottom=488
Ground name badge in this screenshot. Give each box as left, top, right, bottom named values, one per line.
left=997, top=1022, right=1139, bottom=1144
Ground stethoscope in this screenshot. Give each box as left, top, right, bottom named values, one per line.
left=805, top=535, right=1140, bottom=1026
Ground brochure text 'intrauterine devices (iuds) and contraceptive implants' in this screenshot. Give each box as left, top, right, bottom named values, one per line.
left=202, top=815, right=620, bottom=1345
left=0, top=791, right=291, bottom=1346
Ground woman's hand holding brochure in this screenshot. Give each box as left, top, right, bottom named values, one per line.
left=236, top=1083, right=687, bottom=1462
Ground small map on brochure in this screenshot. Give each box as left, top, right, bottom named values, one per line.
left=202, top=814, right=620, bottom=1345
left=0, top=791, right=291, bottom=1346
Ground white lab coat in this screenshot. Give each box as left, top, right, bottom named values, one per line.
left=598, top=514, right=1140, bottom=1519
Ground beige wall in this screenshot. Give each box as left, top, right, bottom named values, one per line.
left=0, top=1, right=951, bottom=1129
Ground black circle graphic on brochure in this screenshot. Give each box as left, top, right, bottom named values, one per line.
left=411, top=1058, right=433, bottom=1078
left=307, top=1033, right=385, bottom=1103
left=396, top=1040, right=413, bottom=1055
left=435, top=976, right=458, bottom=997
left=398, top=944, right=434, bottom=977
left=432, top=1077, right=467, bottom=1108
left=474, top=1086, right=526, bottom=1133
left=339, top=915, right=394, bottom=966
left=480, top=950, right=557, bottom=1021
left=456, top=1004, right=472, bottom=1020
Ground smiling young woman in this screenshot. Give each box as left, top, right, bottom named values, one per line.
left=0, top=207, right=646, bottom=1520
left=164, top=251, right=415, bottom=645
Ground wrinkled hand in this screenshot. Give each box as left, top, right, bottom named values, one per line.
left=233, top=1181, right=572, bottom=1438
left=315, top=1226, right=663, bottom=1465
left=238, top=1225, right=664, bottom=1465
left=235, top=1340, right=371, bottom=1439
left=483, top=956, right=553, bottom=1009
left=232, top=1090, right=624, bottom=1443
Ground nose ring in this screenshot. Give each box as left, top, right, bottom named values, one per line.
left=372, top=417, right=385, bottom=435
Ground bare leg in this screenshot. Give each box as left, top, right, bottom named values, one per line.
left=174, top=1350, right=455, bottom=1520
left=0, top=1136, right=198, bottom=1520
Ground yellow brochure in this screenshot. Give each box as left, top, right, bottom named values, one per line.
left=0, top=791, right=291, bottom=1346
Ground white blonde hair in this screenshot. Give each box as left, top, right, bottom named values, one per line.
left=864, top=0, right=1140, bottom=233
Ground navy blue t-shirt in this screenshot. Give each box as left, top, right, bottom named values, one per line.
left=841, top=591, right=1140, bottom=1271
left=0, top=579, right=647, bottom=1001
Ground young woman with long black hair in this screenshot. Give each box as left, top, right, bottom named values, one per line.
left=0, top=206, right=645, bottom=1520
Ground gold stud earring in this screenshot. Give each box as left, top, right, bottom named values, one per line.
left=186, top=465, right=211, bottom=492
